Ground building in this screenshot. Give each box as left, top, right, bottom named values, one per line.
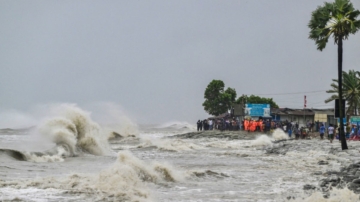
left=271, top=108, right=336, bottom=126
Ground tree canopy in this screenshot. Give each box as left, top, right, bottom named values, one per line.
left=308, top=0, right=360, bottom=150
left=235, top=95, right=279, bottom=109
left=308, top=0, right=360, bottom=51
left=202, top=80, right=236, bottom=116
left=325, top=70, right=360, bottom=115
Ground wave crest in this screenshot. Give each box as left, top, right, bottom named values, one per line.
left=38, top=104, right=111, bottom=156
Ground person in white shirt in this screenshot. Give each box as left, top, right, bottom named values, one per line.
left=208, top=120, right=213, bottom=130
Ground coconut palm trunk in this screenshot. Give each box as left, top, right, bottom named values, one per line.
left=309, top=0, right=360, bottom=150
left=337, top=37, right=348, bottom=150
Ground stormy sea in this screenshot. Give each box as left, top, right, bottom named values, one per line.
left=1, top=104, right=360, bottom=202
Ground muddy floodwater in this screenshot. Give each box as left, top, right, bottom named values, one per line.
left=1, top=106, right=360, bottom=201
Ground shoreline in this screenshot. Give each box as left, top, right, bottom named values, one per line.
left=173, top=130, right=360, bottom=199
left=170, top=130, right=264, bottom=140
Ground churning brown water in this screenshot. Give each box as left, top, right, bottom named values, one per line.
left=1, top=105, right=360, bottom=201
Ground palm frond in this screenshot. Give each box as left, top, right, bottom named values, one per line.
left=309, top=0, right=360, bottom=48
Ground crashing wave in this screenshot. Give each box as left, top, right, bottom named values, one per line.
left=137, top=138, right=204, bottom=151
left=251, top=129, right=289, bottom=147
left=155, top=121, right=196, bottom=130
left=0, top=144, right=73, bottom=163
left=38, top=104, right=112, bottom=157
left=0, top=151, right=183, bottom=201
left=272, top=128, right=289, bottom=141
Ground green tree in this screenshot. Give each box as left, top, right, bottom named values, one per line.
left=202, top=80, right=236, bottom=116
left=308, top=0, right=360, bottom=150
left=325, top=70, right=360, bottom=116
left=235, top=95, right=279, bottom=108
left=225, top=87, right=237, bottom=102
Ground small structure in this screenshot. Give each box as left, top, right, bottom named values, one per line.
left=270, top=108, right=335, bottom=126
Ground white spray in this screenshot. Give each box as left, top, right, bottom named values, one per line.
left=38, top=104, right=112, bottom=157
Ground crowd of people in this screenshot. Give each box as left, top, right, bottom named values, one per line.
left=197, top=117, right=298, bottom=133
left=324, top=123, right=360, bottom=143
left=196, top=119, right=239, bottom=131
left=196, top=117, right=360, bottom=142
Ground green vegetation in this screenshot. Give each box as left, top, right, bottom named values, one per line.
left=202, top=80, right=236, bottom=116
left=308, top=0, right=360, bottom=150
left=202, top=80, right=278, bottom=116
left=325, top=70, right=360, bottom=116
left=235, top=95, right=279, bottom=109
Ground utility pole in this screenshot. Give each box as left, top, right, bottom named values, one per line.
left=304, top=95, right=306, bottom=126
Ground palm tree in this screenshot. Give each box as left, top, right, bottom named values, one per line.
left=308, top=0, right=360, bottom=150
left=325, top=70, right=360, bottom=116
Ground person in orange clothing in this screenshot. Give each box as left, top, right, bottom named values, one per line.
left=252, top=120, right=258, bottom=132
left=247, top=118, right=252, bottom=131
left=248, top=120, right=252, bottom=132
left=258, top=120, right=263, bottom=132
left=250, top=120, right=256, bottom=132
left=256, top=120, right=260, bottom=132
left=244, top=119, right=249, bottom=131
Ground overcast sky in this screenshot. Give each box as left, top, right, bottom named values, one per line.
left=1, top=0, right=360, bottom=125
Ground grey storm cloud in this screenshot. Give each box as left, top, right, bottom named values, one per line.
left=0, top=0, right=359, bottom=124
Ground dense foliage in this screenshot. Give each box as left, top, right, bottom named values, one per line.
left=308, top=0, right=360, bottom=150
left=235, top=95, right=279, bottom=109
left=325, top=70, right=360, bottom=115
left=308, top=0, right=360, bottom=51
left=202, top=80, right=237, bottom=116
left=202, top=79, right=280, bottom=116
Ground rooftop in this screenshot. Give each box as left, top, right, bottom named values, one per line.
left=271, top=108, right=334, bottom=116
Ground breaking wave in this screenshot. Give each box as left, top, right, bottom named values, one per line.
left=137, top=138, right=204, bottom=151
left=272, top=128, right=289, bottom=141
left=0, top=151, right=183, bottom=201
left=251, top=129, right=289, bottom=147
left=104, top=116, right=139, bottom=140
left=155, top=121, right=196, bottom=130
left=38, top=104, right=112, bottom=157
left=0, top=145, right=73, bottom=163
left=251, top=135, right=273, bottom=147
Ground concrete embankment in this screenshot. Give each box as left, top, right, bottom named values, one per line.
left=170, top=130, right=265, bottom=140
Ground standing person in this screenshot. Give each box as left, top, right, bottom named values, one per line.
left=248, top=119, right=252, bottom=132
left=294, top=127, right=300, bottom=140
left=350, top=125, right=356, bottom=139
left=300, top=127, right=304, bottom=139
left=319, top=124, right=325, bottom=140
left=197, top=120, right=201, bottom=131
left=311, top=122, right=314, bottom=132
left=265, top=120, right=270, bottom=132
left=208, top=119, right=213, bottom=130
left=346, top=123, right=351, bottom=139
left=328, top=124, right=335, bottom=143
left=225, top=119, right=230, bottom=130
left=244, top=118, right=249, bottom=131
left=250, top=119, right=256, bottom=132
left=218, top=119, right=223, bottom=131
left=315, top=120, right=319, bottom=132
left=288, top=126, right=292, bottom=138
left=357, top=125, right=360, bottom=140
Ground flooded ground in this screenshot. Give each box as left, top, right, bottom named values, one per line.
left=1, top=106, right=360, bottom=201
